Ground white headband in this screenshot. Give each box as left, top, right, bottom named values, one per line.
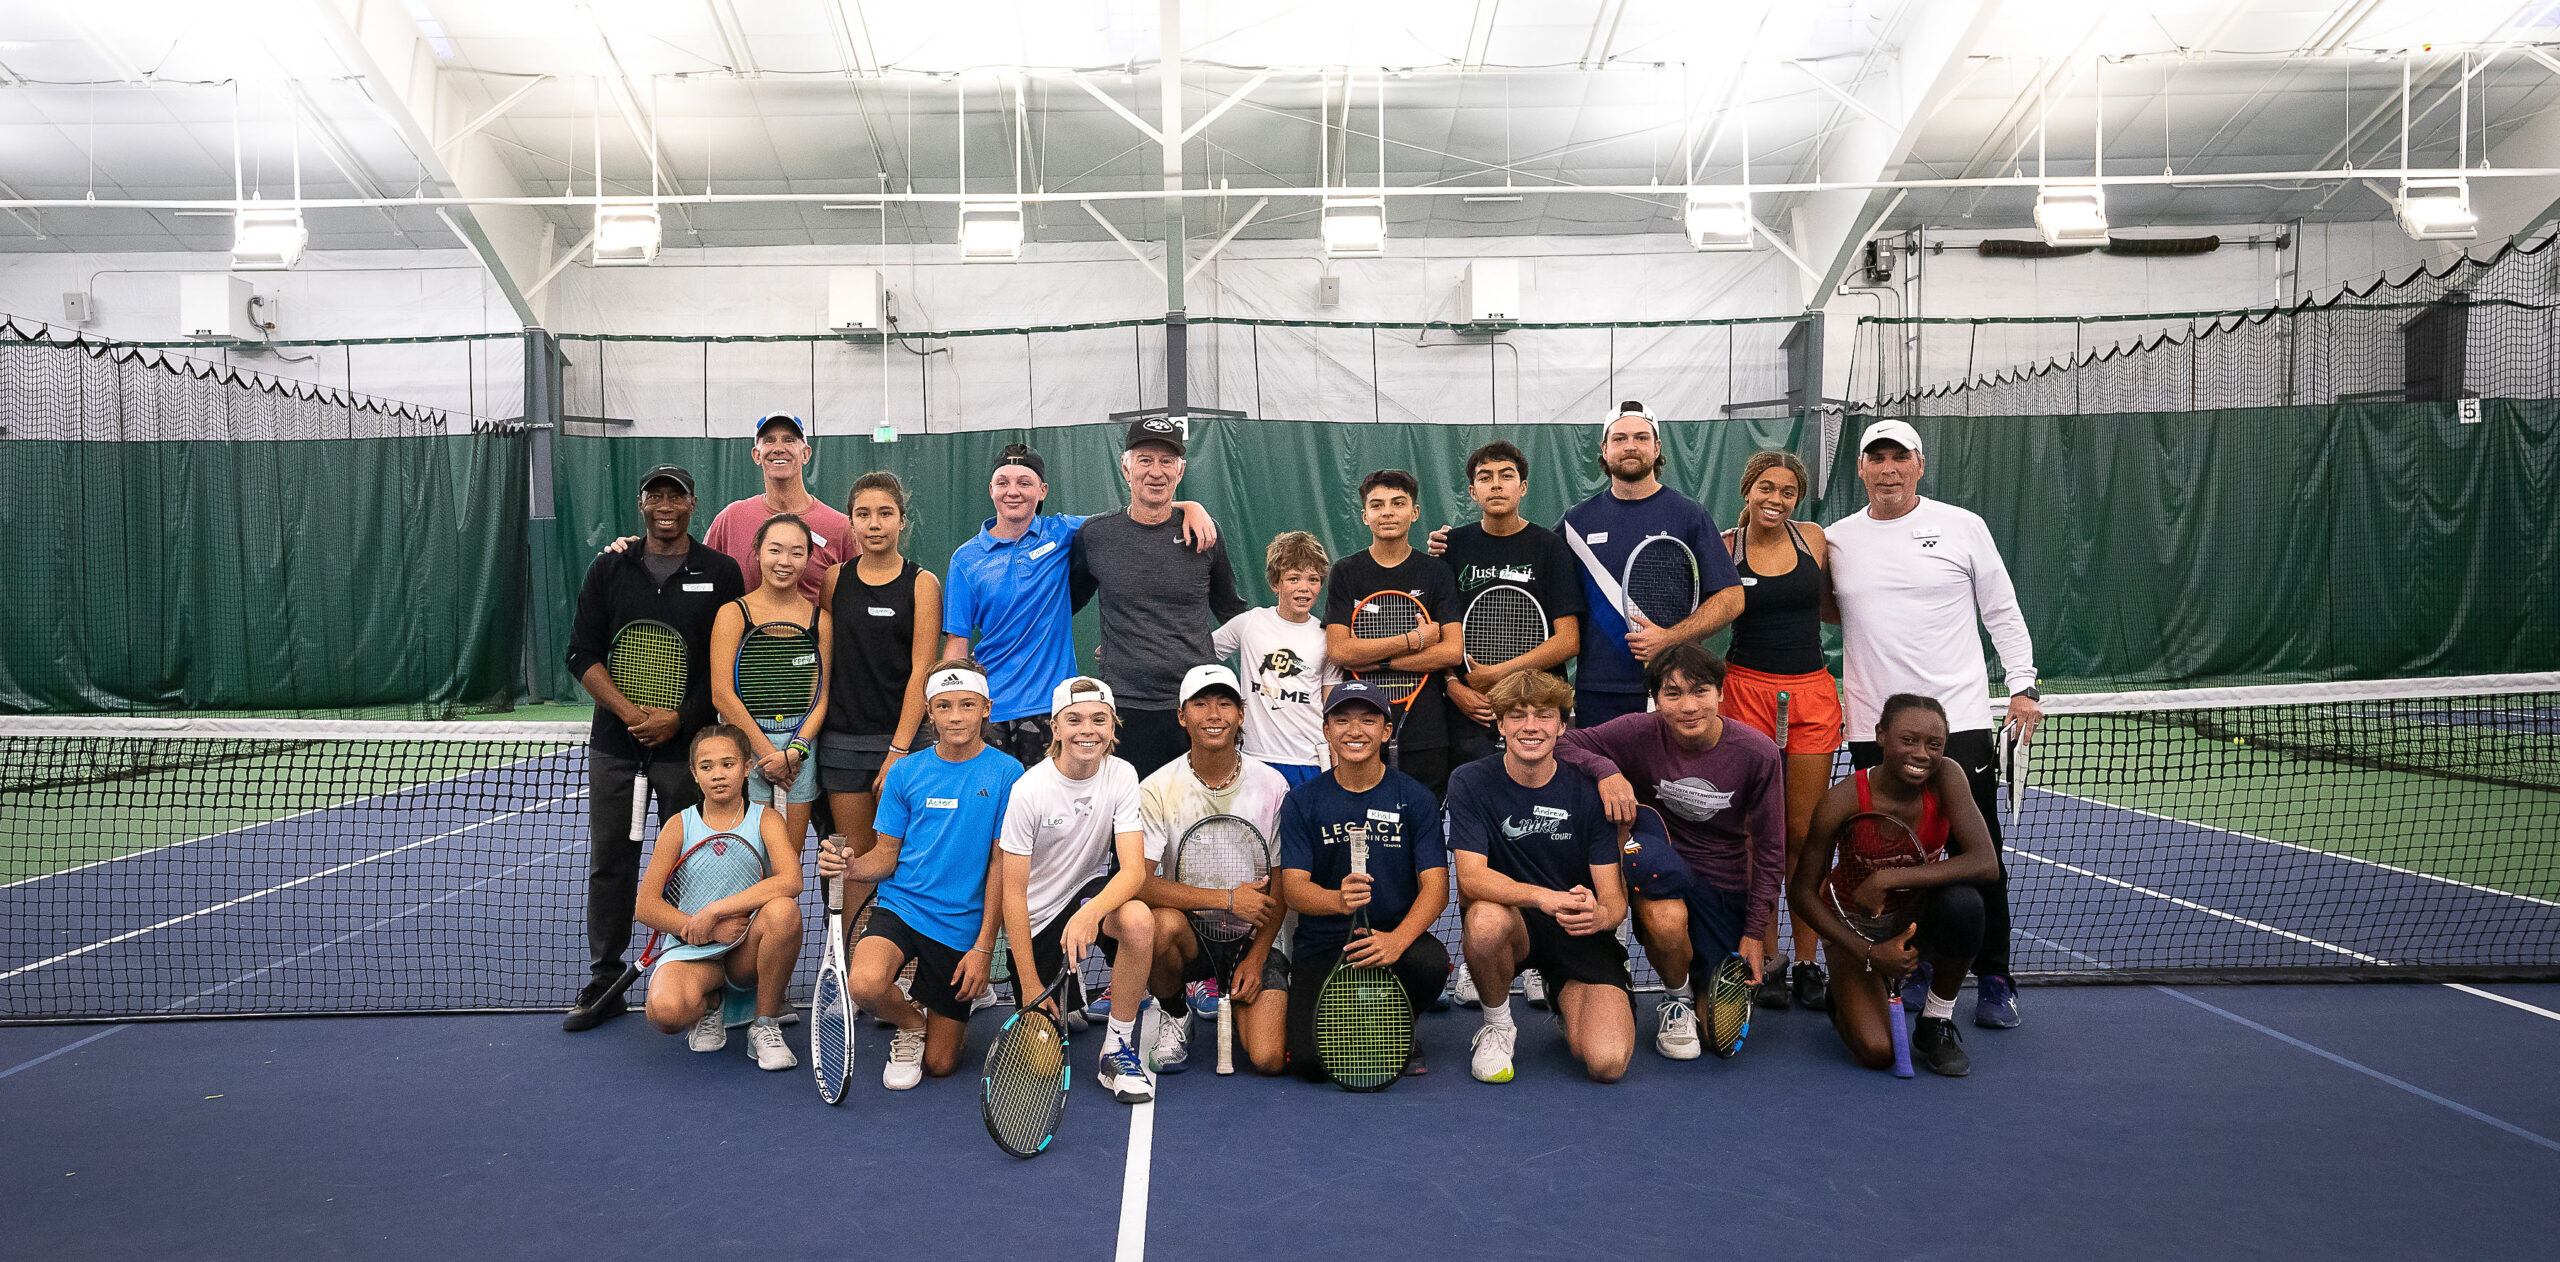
left=927, top=668, right=990, bottom=700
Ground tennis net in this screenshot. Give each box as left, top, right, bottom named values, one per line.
left=4, top=676, right=2556, bottom=1022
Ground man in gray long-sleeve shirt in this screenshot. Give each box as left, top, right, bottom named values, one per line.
left=1070, top=416, right=1249, bottom=776
left=1556, top=641, right=1784, bottom=1062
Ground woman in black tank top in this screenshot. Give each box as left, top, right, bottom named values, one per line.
left=1718, top=450, right=1845, bottom=1013
left=815, top=473, right=941, bottom=919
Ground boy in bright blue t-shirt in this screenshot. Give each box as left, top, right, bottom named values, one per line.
left=825, top=659, right=1022, bottom=1090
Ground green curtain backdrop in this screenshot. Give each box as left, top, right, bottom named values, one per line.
left=534, top=416, right=1806, bottom=701
left=1819, top=400, right=2560, bottom=688
left=2, top=433, right=529, bottom=713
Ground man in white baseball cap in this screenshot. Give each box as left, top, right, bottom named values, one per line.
left=1823, top=419, right=2041, bottom=1032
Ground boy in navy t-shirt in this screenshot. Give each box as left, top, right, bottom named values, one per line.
left=1277, top=680, right=1450, bottom=1080
left=826, top=659, right=1022, bottom=1090
left=1447, top=670, right=1632, bottom=1085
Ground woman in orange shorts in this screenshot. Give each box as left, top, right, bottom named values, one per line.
left=1718, top=450, right=1844, bottom=1011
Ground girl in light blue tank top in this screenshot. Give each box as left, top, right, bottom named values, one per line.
left=637, top=725, right=807, bottom=1070
left=654, top=800, right=774, bottom=964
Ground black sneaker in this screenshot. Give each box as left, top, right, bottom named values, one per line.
left=563, top=979, right=627, bottom=1032
left=1790, top=961, right=1830, bottom=1013
left=1753, top=953, right=1791, bottom=1010
left=1913, top=1016, right=1970, bottom=1077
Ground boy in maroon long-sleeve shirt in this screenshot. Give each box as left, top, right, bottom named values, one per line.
left=1557, top=643, right=1785, bottom=1061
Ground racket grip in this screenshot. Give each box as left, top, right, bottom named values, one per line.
left=1888, top=994, right=1915, bottom=1079
left=628, top=770, right=650, bottom=842
left=1216, top=1002, right=1236, bottom=1075
left=825, top=875, right=843, bottom=915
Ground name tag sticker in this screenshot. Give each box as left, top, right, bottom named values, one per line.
left=1739, top=577, right=1758, bottom=587
left=1587, top=532, right=1609, bottom=545
left=809, top=533, right=829, bottom=549
left=792, top=654, right=815, bottom=667
left=1027, top=541, right=1058, bottom=560
left=1532, top=805, right=1569, bottom=820
left=925, top=797, right=960, bottom=810
left=868, top=606, right=894, bottom=617
left=682, top=582, right=714, bottom=592
left=1910, top=529, right=1940, bottom=541
left=1365, top=808, right=1399, bottom=824
left=1041, top=814, right=1069, bottom=828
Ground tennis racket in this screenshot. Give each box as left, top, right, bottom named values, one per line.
left=1999, top=718, right=2030, bottom=829
left=734, top=619, right=822, bottom=810
left=1706, top=952, right=1753, bottom=1058
left=1350, top=590, right=1431, bottom=765
left=592, top=828, right=771, bottom=1012
left=1460, top=584, right=1547, bottom=673
left=1620, top=534, right=1700, bottom=633
left=1314, top=828, right=1412, bottom=1092
left=1828, top=810, right=1938, bottom=1079
left=606, top=618, right=688, bottom=843
left=810, top=844, right=879, bottom=1106
left=1171, top=813, right=1272, bottom=1076
left=981, top=966, right=1076, bottom=1158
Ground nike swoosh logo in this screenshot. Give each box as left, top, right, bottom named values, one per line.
left=1971, top=764, right=1993, bottom=776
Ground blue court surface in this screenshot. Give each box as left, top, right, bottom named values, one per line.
left=4, top=981, right=2556, bottom=1261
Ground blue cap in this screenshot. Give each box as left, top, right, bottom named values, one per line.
left=1322, top=679, right=1393, bottom=719
left=755, top=412, right=807, bottom=439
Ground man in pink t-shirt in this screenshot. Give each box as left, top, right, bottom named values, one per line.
left=703, top=413, right=851, bottom=602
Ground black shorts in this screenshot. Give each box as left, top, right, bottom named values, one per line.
left=1519, top=906, right=1633, bottom=993
left=859, top=907, right=973, bottom=1023
left=1025, top=874, right=1117, bottom=991
left=989, top=716, right=1053, bottom=769
left=815, top=733, right=890, bottom=795
left=1167, top=914, right=1292, bottom=995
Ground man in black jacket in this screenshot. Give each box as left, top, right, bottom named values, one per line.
left=562, top=464, right=747, bottom=1030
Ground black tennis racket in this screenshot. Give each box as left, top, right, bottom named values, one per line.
left=1620, top=534, right=1700, bottom=633
left=1460, top=583, right=1547, bottom=673
left=1314, top=828, right=1412, bottom=1092
left=981, top=967, right=1075, bottom=1158
left=592, top=829, right=771, bottom=1012
left=1350, top=590, right=1431, bottom=766
left=1171, top=813, right=1272, bottom=1076
left=733, top=619, right=822, bottom=809
left=1706, top=952, right=1753, bottom=1058
left=1829, top=810, right=1936, bottom=1079
left=606, top=619, right=687, bottom=843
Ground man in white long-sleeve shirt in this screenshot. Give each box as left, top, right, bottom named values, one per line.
left=1826, top=419, right=2042, bottom=1030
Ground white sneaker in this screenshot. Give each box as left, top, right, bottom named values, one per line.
left=1096, top=1042, right=1156, bottom=1103
left=1655, top=995, right=1701, bottom=1060
left=883, top=1026, right=926, bottom=1090
left=969, top=987, right=999, bottom=1015
left=1150, top=1004, right=1191, bottom=1074
left=1470, top=1022, right=1517, bottom=1083
left=688, top=1006, right=727, bottom=1052
left=1523, top=970, right=1549, bottom=1010
left=1450, top=961, right=1480, bottom=1009
left=748, top=1020, right=796, bottom=1071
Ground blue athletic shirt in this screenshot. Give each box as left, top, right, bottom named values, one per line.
left=942, top=513, right=1091, bottom=722
left=1442, top=754, right=1617, bottom=895
left=1277, top=768, right=1447, bottom=957
left=872, top=744, right=1024, bottom=951
left=1557, top=485, right=1742, bottom=697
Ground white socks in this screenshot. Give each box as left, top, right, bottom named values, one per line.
left=1922, top=991, right=1956, bottom=1021
left=1482, top=995, right=1515, bottom=1032
left=1665, top=980, right=1694, bottom=1002
left=1107, top=1016, right=1137, bottom=1049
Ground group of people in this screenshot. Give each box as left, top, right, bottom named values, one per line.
left=560, top=401, right=2044, bottom=1094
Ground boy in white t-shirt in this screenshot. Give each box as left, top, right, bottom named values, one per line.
left=996, top=676, right=1158, bottom=1102
left=1211, top=531, right=1339, bottom=786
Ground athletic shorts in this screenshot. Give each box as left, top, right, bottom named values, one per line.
left=1166, top=913, right=1292, bottom=995
left=1519, top=906, right=1632, bottom=993
left=1026, top=874, right=1119, bottom=991
left=1720, top=664, right=1844, bottom=757
left=815, top=732, right=891, bottom=795
left=754, top=737, right=821, bottom=805
left=859, top=907, right=973, bottom=1023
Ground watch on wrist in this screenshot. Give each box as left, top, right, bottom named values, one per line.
left=2014, top=686, right=2040, bottom=701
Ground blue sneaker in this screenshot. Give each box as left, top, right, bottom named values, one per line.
left=1973, top=974, right=2021, bottom=1029
left=1096, top=1042, right=1155, bottom=1103
left=1186, top=979, right=1221, bottom=1020
left=1899, top=961, right=1932, bottom=1015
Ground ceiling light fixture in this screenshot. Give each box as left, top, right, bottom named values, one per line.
left=2396, top=176, right=2477, bottom=241
left=1683, top=189, right=1754, bottom=252
left=2034, top=182, right=2109, bottom=247
left=230, top=204, right=308, bottom=271
left=592, top=201, right=663, bottom=266
left=1320, top=196, right=1387, bottom=258
left=958, top=200, right=1026, bottom=260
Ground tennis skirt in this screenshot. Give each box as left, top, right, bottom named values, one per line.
left=1721, top=664, right=1843, bottom=757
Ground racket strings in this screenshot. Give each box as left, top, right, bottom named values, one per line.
left=734, top=627, right=819, bottom=719
left=811, top=970, right=852, bottom=1090
left=607, top=625, right=688, bottom=710
left=1174, top=824, right=1270, bottom=940
left=1351, top=598, right=1426, bottom=696
left=1708, top=957, right=1753, bottom=1055
left=1462, top=587, right=1546, bottom=666
left=1315, top=963, right=1412, bottom=1090
left=1624, top=557, right=1697, bottom=628
left=664, top=840, right=768, bottom=916
left=982, top=1013, right=1068, bottom=1155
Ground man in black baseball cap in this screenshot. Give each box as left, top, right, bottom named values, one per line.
left=563, top=461, right=746, bottom=1031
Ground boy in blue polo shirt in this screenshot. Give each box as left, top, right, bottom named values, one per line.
left=827, top=659, right=1022, bottom=1089
left=942, top=443, right=1219, bottom=766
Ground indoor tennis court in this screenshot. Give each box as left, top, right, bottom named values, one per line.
left=5, top=3, right=2558, bottom=1259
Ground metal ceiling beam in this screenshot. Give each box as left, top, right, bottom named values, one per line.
left=303, top=0, right=539, bottom=326
left=1795, top=0, right=2004, bottom=309
left=438, top=75, right=553, bottom=157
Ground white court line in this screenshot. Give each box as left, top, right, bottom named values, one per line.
left=0, top=793, right=581, bottom=983
left=2019, top=784, right=2560, bottom=910
left=2445, top=985, right=2560, bottom=1024
left=0, top=1025, right=126, bottom=1081
left=1114, top=1004, right=1157, bottom=1262
left=0, top=747, right=581, bottom=892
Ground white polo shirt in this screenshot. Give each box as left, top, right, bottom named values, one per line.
left=1825, top=496, right=2037, bottom=741
left=997, top=756, right=1144, bottom=933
